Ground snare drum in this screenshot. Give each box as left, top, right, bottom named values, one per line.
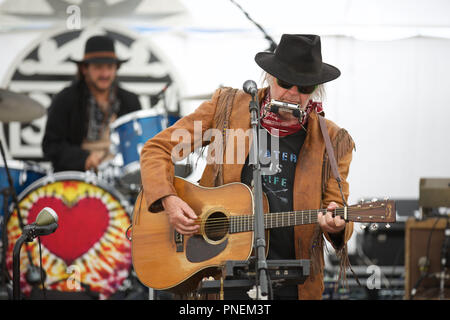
left=0, top=160, right=47, bottom=238
left=5, top=171, right=132, bottom=299
left=110, top=109, right=180, bottom=186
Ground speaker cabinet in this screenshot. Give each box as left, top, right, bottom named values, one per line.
left=405, top=217, right=450, bottom=299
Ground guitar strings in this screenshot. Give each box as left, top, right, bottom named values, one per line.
left=190, top=206, right=382, bottom=225
left=189, top=214, right=327, bottom=233
left=138, top=206, right=389, bottom=235
left=186, top=206, right=387, bottom=233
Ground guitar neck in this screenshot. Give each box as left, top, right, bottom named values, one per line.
left=229, top=209, right=336, bottom=233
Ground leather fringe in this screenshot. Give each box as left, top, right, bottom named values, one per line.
left=321, top=128, right=355, bottom=194
left=335, top=244, right=362, bottom=291
left=310, top=232, right=361, bottom=291
left=209, top=87, right=238, bottom=186
left=309, top=224, right=324, bottom=282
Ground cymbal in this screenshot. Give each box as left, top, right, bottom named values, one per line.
left=0, top=88, right=46, bottom=123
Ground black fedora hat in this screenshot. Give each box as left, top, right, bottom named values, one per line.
left=255, top=34, right=340, bottom=86
left=70, top=35, right=128, bottom=65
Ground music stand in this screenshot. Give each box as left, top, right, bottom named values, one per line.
left=198, top=258, right=310, bottom=299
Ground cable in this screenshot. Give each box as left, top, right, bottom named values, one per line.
left=38, top=237, right=46, bottom=300
left=229, top=0, right=278, bottom=53
left=410, top=217, right=441, bottom=299
left=438, top=217, right=450, bottom=299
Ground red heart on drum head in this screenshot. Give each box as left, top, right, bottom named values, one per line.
left=27, top=197, right=110, bottom=265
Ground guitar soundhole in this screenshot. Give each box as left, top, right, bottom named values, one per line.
left=204, top=211, right=229, bottom=242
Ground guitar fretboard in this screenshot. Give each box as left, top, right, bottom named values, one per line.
left=229, top=209, right=331, bottom=234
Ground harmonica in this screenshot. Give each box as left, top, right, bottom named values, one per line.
left=267, top=99, right=304, bottom=119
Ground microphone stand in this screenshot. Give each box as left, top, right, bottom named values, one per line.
left=12, top=223, right=57, bottom=300
left=247, top=89, right=269, bottom=299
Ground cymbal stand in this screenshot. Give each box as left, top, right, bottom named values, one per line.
left=0, top=139, right=36, bottom=299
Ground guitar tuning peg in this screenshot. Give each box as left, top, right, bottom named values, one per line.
left=384, top=196, right=390, bottom=201
left=385, top=223, right=391, bottom=229
left=371, top=198, right=378, bottom=203
left=359, top=198, right=365, bottom=204
left=360, top=224, right=367, bottom=231
left=369, top=223, right=379, bottom=231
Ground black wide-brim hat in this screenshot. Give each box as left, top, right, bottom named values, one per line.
left=255, top=34, right=340, bottom=86
left=69, top=35, right=129, bottom=65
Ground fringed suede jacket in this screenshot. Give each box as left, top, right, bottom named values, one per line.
left=140, top=87, right=355, bottom=300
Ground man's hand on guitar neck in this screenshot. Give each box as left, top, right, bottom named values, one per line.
left=317, top=201, right=346, bottom=234
left=161, top=195, right=200, bottom=235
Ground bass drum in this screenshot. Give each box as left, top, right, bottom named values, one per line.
left=6, top=171, right=132, bottom=299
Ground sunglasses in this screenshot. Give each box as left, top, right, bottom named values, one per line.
left=276, top=78, right=317, bottom=94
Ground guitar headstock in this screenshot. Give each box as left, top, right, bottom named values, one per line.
left=347, top=199, right=396, bottom=223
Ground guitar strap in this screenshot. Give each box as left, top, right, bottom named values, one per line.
left=318, top=115, right=341, bottom=183
left=317, top=114, right=348, bottom=206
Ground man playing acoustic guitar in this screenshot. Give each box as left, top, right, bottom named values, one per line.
left=139, top=34, right=355, bottom=300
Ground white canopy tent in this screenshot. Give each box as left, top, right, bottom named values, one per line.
left=1, top=0, right=449, bottom=207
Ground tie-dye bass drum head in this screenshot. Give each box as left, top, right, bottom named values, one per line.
left=6, top=171, right=132, bottom=299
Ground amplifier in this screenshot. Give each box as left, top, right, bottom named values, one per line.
left=361, top=222, right=405, bottom=266
left=405, top=217, right=450, bottom=299
left=419, top=178, right=450, bottom=208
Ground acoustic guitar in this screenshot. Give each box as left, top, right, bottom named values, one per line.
left=131, top=176, right=395, bottom=292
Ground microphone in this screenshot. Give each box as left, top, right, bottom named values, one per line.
left=243, top=80, right=258, bottom=96
left=23, top=207, right=59, bottom=239
left=35, top=207, right=58, bottom=226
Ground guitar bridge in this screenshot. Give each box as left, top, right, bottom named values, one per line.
left=174, top=231, right=184, bottom=252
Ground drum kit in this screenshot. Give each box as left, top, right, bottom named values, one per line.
left=0, top=88, right=191, bottom=300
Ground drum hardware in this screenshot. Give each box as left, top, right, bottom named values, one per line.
left=132, top=119, right=143, bottom=135
left=125, top=225, right=132, bottom=241
left=41, top=171, right=56, bottom=186
left=85, top=169, right=99, bottom=185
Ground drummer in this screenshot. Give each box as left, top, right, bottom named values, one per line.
left=42, top=35, right=141, bottom=172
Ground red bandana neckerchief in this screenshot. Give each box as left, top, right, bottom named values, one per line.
left=260, top=91, right=323, bottom=137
